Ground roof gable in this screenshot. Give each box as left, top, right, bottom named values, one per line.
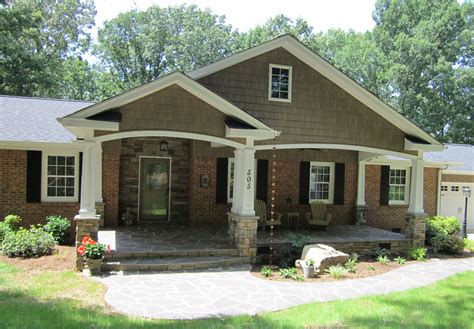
left=188, top=34, right=441, bottom=147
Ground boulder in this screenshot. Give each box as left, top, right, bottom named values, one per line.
left=295, top=244, right=349, bottom=272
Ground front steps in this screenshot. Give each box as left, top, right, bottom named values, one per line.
left=101, top=248, right=249, bottom=272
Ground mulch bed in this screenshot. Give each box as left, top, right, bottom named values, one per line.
left=0, top=245, right=76, bottom=273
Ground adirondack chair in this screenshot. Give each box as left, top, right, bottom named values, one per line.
left=305, top=201, right=332, bottom=229
left=255, top=199, right=282, bottom=231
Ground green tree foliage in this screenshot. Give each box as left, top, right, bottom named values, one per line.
left=95, top=4, right=237, bottom=91
left=372, top=0, right=473, bottom=143
left=0, top=0, right=96, bottom=98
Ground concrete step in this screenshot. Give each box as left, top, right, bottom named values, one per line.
left=101, top=255, right=250, bottom=272
left=104, top=248, right=239, bottom=260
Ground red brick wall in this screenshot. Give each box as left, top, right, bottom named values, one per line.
left=365, top=165, right=438, bottom=231
left=0, top=149, right=79, bottom=233
left=189, top=157, right=230, bottom=224
left=102, top=152, right=120, bottom=226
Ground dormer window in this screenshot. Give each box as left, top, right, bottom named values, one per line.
left=268, top=64, right=292, bottom=102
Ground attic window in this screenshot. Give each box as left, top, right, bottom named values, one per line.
left=268, top=64, right=292, bottom=102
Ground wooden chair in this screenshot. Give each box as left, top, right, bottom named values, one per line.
left=305, top=201, right=332, bottom=229
left=255, top=199, right=282, bottom=231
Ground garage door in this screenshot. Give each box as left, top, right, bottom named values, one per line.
left=439, top=183, right=474, bottom=233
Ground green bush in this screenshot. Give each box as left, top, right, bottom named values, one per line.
left=426, top=216, right=464, bottom=254
left=345, top=253, right=359, bottom=273
left=0, top=215, right=21, bottom=244
left=325, top=264, right=349, bottom=279
left=260, top=266, right=273, bottom=277
left=44, top=215, right=71, bottom=244
left=2, top=225, right=55, bottom=258
left=409, top=247, right=427, bottom=261
left=464, top=238, right=474, bottom=252
left=279, top=267, right=303, bottom=281
left=279, top=233, right=311, bottom=268
left=395, top=256, right=406, bottom=264
left=369, top=247, right=390, bottom=259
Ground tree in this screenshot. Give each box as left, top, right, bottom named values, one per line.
left=95, top=4, right=238, bottom=92
left=0, top=0, right=96, bottom=98
left=372, top=0, right=473, bottom=143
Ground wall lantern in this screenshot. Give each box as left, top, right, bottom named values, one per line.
left=462, top=186, right=471, bottom=238
left=160, top=140, right=168, bottom=151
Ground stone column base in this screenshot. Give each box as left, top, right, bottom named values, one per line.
left=405, top=213, right=427, bottom=247
left=227, top=212, right=258, bottom=264
left=356, top=205, right=368, bottom=225
left=75, top=215, right=100, bottom=271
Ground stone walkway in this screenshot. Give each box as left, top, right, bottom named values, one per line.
left=94, top=257, right=473, bottom=320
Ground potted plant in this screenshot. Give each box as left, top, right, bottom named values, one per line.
left=301, top=258, right=316, bottom=278
left=77, top=236, right=110, bottom=274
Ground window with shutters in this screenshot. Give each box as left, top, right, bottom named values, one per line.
left=309, top=162, right=334, bottom=204
left=42, top=152, right=79, bottom=202
left=388, top=166, right=410, bottom=205
left=268, top=64, right=292, bottom=102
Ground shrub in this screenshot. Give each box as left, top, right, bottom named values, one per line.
left=464, top=238, right=474, bottom=252
left=260, top=266, right=273, bottom=277
left=0, top=215, right=21, bottom=244
left=44, top=215, right=71, bottom=244
left=369, top=247, right=390, bottom=259
left=426, top=216, right=464, bottom=254
left=325, top=264, right=349, bottom=279
left=409, top=247, right=427, bottom=261
left=345, top=253, right=359, bottom=273
left=377, top=255, right=390, bottom=265
left=394, top=256, right=406, bottom=265
left=279, top=233, right=311, bottom=268
left=278, top=267, right=303, bottom=281
left=2, top=225, right=55, bottom=258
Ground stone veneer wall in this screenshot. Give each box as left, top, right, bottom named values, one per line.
left=119, top=137, right=190, bottom=222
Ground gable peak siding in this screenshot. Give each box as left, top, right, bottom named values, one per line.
left=199, top=48, right=407, bottom=152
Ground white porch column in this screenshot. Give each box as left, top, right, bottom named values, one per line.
left=408, top=158, right=425, bottom=214
left=94, top=142, right=103, bottom=203
left=356, top=160, right=366, bottom=206
left=231, top=147, right=256, bottom=216
left=77, top=141, right=97, bottom=219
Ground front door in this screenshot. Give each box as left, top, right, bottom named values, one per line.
left=139, top=157, right=171, bottom=222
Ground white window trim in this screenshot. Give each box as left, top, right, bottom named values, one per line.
left=388, top=165, right=410, bottom=205
left=41, top=151, right=80, bottom=202
left=309, top=161, right=335, bottom=204
left=227, top=158, right=257, bottom=203
left=268, top=63, right=292, bottom=103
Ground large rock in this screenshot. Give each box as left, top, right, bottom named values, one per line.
left=295, top=244, right=349, bottom=272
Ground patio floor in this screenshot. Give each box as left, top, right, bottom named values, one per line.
left=98, top=224, right=408, bottom=253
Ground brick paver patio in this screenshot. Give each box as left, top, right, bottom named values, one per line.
left=94, top=257, right=474, bottom=320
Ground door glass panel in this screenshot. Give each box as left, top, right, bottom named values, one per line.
left=139, top=157, right=170, bottom=221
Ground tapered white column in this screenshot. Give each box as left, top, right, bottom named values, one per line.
left=408, top=158, right=425, bottom=214
left=356, top=160, right=366, bottom=206
left=94, top=142, right=103, bottom=203
left=231, top=147, right=256, bottom=216
left=77, top=141, right=97, bottom=218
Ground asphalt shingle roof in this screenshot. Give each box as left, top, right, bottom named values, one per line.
left=0, top=95, right=93, bottom=143
left=425, top=144, right=474, bottom=172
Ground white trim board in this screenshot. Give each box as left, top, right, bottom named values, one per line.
left=64, top=72, right=275, bottom=134
left=189, top=34, right=441, bottom=148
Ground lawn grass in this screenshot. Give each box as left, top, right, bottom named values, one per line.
left=0, top=261, right=472, bottom=328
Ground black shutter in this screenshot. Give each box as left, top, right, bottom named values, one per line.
left=256, top=159, right=268, bottom=202
left=380, top=165, right=390, bottom=205
left=26, top=151, right=42, bottom=203
left=216, top=158, right=228, bottom=204
left=299, top=161, right=310, bottom=204
left=78, top=152, right=83, bottom=202
left=334, top=163, right=345, bottom=205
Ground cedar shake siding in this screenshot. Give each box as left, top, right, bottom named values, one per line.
left=199, top=48, right=407, bottom=152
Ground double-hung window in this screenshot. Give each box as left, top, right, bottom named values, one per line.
left=42, top=152, right=79, bottom=202
left=388, top=167, right=410, bottom=205
left=268, top=64, right=292, bottom=102
left=309, top=162, right=334, bottom=204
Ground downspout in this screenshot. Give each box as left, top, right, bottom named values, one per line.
left=436, top=165, right=449, bottom=215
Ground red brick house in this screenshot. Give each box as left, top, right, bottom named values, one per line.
left=0, top=35, right=448, bottom=265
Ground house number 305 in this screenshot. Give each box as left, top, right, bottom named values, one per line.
left=246, top=169, right=252, bottom=189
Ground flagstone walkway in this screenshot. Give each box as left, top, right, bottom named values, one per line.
left=94, top=257, right=473, bottom=320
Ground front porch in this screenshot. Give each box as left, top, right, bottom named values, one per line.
left=98, top=223, right=410, bottom=256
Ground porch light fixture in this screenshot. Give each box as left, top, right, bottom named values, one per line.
left=160, top=140, right=168, bottom=151
left=462, top=186, right=471, bottom=238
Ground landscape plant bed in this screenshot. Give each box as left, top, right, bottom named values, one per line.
left=0, top=245, right=75, bottom=273
left=252, top=259, right=412, bottom=282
